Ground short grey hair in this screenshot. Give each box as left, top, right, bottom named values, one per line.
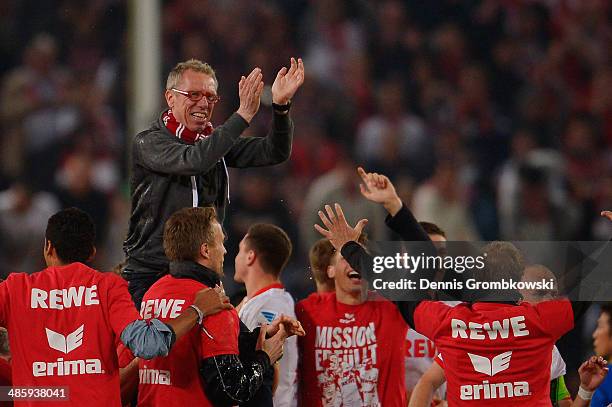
left=166, top=59, right=218, bottom=90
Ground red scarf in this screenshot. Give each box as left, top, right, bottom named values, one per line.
left=162, top=109, right=214, bottom=144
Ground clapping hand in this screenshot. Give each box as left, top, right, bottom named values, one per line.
left=236, top=67, right=264, bottom=123
left=272, top=58, right=305, bottom=105
left=266, top=315, right=306, bottom=338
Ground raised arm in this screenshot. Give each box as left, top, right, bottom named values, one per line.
left=357, top=166, right=430, bottom=241
left=224, top=58, right=304, bottom=168
left=134, top=68, right=267, bottom=175
left=314, top=202, right=434, bottom=328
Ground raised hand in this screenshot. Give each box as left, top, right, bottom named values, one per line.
left=601, top=211, right=612, bottom=222
left=314, top=203, right=368, bottom=251
left=357, top=167, right=403, bottom=216
left=237, top=67, right=264, bottom=123
left=578, top=356, right=609, bottom=392
left=272, top=57, right=305, bottom=105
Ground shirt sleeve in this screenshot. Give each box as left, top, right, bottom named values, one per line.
left=120, top=318, right=175, bottom=359
left=200, top=309, right=240, bottom=358
left=555, top=376, right=571, bottom=401
left=106, top=274, right=142, bottom=337
left=223, top=111, right=293, bottom=168
left=533, top=299, right=574, bottom=340
left=412, top=301, right=452, bottom=341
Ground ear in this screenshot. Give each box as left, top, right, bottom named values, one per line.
left=87, top=246, right=97, bottom=263
left=200, top=242, right=210, bottom=260
left=44, top=239, right=53, bottom=258
left=165, top=89, right=175, bottom=109
left=246, top=250, right=256, bottom=267
left=326, top=265, right=335, bottom=279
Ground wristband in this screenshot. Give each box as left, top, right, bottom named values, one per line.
left=578, top=386, right=594, bottom=400
left=189, top=304, right=204, bottom=325
left=272, top=101, right=291, bottom=112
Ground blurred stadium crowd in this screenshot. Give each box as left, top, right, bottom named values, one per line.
left=0, top=0, right=610, bottom=389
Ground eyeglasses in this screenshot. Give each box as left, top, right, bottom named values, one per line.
left=172, top=88, right=221, bottom=104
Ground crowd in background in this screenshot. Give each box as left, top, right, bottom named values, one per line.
left=0, top=0, right=610, bottom=393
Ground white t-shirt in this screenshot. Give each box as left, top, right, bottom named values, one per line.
left=239, top=285, right=298, bottom=407
left=405, top=328, right=447, bottom=400
left=550, top=345, right=566, bottom=380
left=405, top=301, right=459, bottom=399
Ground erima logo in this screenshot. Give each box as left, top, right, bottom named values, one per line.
left=460, top=380, right=530, bottom=400
left=46, top=325, right=84, bottom=354
left=339, top=313, right=355, bottom=324
left=461, top=351, right=530, bottom=400
left=468, top=351, right=512, bottom=376
left=140, top=366, right=172, bottom=385
left=33, top=325, right=104, bottom=377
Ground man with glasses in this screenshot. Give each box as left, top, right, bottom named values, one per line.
left=124, top=58, right=304, bottom=307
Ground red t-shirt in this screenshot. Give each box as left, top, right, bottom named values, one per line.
left=296, top=292, right=408, bottom=407
left=413, top=300, right=574, bottom=406
left=0, top=263, right=141, bottom=407
left=137, top=275, right=240, bottom=407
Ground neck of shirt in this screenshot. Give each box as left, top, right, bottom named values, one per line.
left=247, top=280, right=284, bottom=300
left=335, top=287, right=367, bottom=306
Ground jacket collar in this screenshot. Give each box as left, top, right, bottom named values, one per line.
left=168, top=260, right=221, bottom=288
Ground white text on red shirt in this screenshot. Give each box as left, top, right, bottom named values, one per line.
left=140, top=298, right=185, bottom=320
left=451, top=316, right=530, bottom=340
left=31, top=286, right=100, bottom=309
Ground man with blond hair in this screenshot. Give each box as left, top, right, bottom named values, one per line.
left=123, top=58, right=304, bottom=306
left=137, top=207, right=303, bottom=406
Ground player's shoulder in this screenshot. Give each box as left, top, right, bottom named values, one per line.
left=146, top=274, right=206, bottom=297
left=256, top=288, right=295, bottom=308
left=518, top=298, right=572, bottom=317
left=297, top=291, right=333, bottom=308
left=25, top=262, right=103, bottom=284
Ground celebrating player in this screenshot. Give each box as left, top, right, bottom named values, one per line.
left=315, top=167, right=591, bottom=405
left=0, top=208, right=229, bottom=406
left=297, top=235, right=408, bottom=406
left=234, top=223, right=301, bottom=406
left=136, top=207, right=304, bottom=406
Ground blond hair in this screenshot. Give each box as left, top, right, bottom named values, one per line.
left=166, top=59, right=218, bottom=90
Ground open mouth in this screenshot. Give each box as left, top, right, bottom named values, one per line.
left=191, top=111, right=209, bottom=121
left=348, top=270, right=362, bottom=281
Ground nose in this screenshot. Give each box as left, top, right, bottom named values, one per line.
left=195, top=97, right=209, bottom=108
